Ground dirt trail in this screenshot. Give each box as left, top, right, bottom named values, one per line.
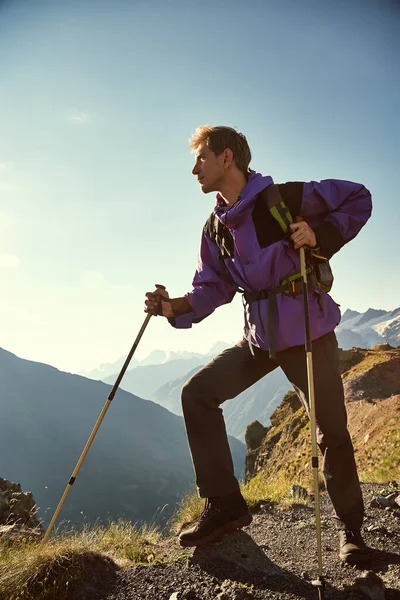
left=76, top=484, right=400, bottom=600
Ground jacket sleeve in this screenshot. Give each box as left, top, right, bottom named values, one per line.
left=300, top=179, right=372, bottom=259
left=169, top=229, right=237, bottom=329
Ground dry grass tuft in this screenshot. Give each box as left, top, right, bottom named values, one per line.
left=169, top=490, right=204, bottom=533
left=0, top=520, right=161, bottom=600
left=170, top=472, right=316, bottom=534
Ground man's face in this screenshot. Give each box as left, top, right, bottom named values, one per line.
left=192, top=144, right=225, bottom=194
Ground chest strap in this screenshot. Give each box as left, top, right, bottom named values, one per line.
left=243, top=270, right=317, bottom=359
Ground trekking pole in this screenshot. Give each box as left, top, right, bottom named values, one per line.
left=299, top=248, right=325, bottom=600
left=41, top=284, right=166, bottom=545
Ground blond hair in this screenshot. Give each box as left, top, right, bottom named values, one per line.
left=189, top=125, right=251, bottom=173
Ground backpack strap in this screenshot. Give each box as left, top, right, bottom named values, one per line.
left=259, top=184, right=294, bottom=233
left=204, top=213, right=236, bottom=287
left=204, top=213, right=234, bottom=260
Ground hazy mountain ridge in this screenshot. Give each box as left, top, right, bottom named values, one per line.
left=152, top=367, right=292, bottom=442
left=103, top=357, right=210, bottom=401
left=80, top=342, right=232, bottom=381
left=0, top=347, right=245, bottom=528
left=85, top=307, right=400, bottom=389
left=89, top=307, right=399, bottom=442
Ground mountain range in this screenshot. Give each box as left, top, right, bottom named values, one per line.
left=80, top=342, right=232, bottom=381
left=0, top=347, right=245, bottom=528
left=152, top=366, right=291, bottom=442
left=84, top=307, right=399, bottom=441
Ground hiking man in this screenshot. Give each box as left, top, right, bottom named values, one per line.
left=144, top=126, right=372, bottom=564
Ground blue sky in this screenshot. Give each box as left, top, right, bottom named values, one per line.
left=0, top=0, right=399, bottom=373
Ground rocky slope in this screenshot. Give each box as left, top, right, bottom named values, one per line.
left=48, top=483, right=400, bottom=600
left=246, top=345, right=400, bottom=487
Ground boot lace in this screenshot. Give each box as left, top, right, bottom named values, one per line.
left=197, top=499, right=220, bottom=526
left=342, top=529, right=362, bottom=544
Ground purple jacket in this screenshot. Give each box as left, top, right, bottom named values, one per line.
left=171, top=171, right=372, bottom=353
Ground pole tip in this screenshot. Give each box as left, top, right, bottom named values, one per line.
left=312, top=577, right=325, bottom=599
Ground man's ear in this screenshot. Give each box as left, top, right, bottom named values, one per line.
left=224, top=148, right=234, bottom=168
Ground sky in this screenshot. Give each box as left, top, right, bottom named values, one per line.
left=0, top=0, right=399, bottom=374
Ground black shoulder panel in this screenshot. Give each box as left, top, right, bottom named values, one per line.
left=252, top=182, right=304, bottom=249
left=203, top=212, right=234, bottom=259
left=204, top=212, right=215, bottom=239
left=277, top=182, right=303, bottom=217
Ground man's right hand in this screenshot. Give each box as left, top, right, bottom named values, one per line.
left=144, top=285, right=174, bottom=318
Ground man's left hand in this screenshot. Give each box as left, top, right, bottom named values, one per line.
left=289, top=217, right=317, bottom=250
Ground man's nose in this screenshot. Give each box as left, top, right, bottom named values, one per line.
left=192, top=163, right=199, bottom=175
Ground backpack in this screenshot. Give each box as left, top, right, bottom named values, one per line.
left=205, top=183, right=334, bottom=358
left=205, top=183, right=334, bottom=296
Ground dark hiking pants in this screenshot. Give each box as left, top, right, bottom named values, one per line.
left=181, top=331, right=364, bottom=531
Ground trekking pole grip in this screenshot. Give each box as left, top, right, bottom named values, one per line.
left=153, top=284, right=168, bottom=316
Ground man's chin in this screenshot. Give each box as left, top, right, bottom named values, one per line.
left=200, top=183, right=213, bottom=194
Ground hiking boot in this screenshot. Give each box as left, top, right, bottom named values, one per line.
left=339, top=529, right=370, bottom=564
left=178, top=491, right=252, bottom=547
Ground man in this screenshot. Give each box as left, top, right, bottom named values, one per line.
left=144, top=126, right=372, bottom=564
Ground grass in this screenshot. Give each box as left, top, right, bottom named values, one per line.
left=341, top=350, right=395, bottom=382
left=0, top=520, right=161, bottom=600
left=170, top=470, right=315, bottom=534
left=169, top=489, right=204, bottom=533
left=360, top=460, right=400, bottom=485
left=242, top=471, right=295, bottom=511
left=351, top=400, right=400, bottom=484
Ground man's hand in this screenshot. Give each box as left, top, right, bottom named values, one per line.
left=144, top=285, right=174, bottom=318
left=289, top=217, right=317, bottom=250
left=144, top=286, right=192, bottom=318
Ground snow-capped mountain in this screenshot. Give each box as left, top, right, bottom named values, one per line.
left=336, top=307, right=400, bottom=349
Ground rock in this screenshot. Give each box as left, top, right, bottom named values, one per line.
left=0, top=522, right=42, bottom=544
left=370, top=496, right=393, bottom=509
left=371, top=492, right=399, bottom=509
left=372, top=343, right=393, bottom=351
left=386, top=492, right=399, bottom=506
left=387, top=480, right=398, bottom=489
left=245, top=420, right=268, bottom=451
left=0, top=476, right=43, bottom=541
left=245, top=421, right=269, bottom=481
left=188, top=530, right=280, bottom=576
left=169, top=593, right=180, bottom=600
left=366, top=525, right=388, bottom=535
left=182, top=592, right=200, bottom=600
left=0, top=524, right=15, bottom=535
left=354, top=571, right=386, bottom=599
left=216, top=579, right=253, bottom=600
left=290, top=484, right=309, bottom=501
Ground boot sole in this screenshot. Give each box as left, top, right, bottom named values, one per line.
left=179, top=513, right=253, bottom=547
